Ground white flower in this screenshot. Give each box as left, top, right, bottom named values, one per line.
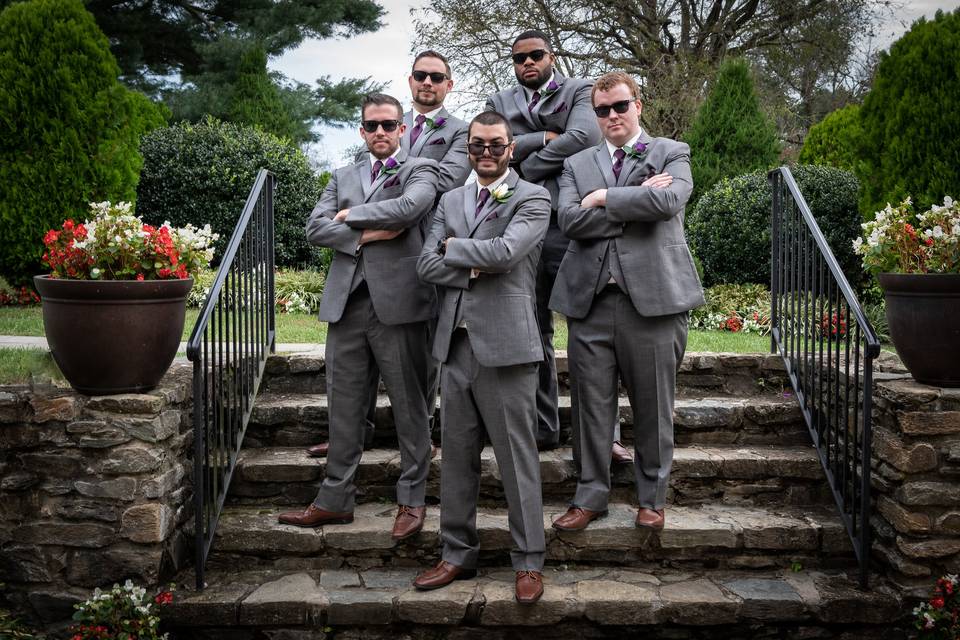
left=491, top=183, right=510, bottom=201
left=945, top=195, right=954, bottom=208
left=932, top=225, right=944, bottom=238
left=851, top=237, right=863, bottom=254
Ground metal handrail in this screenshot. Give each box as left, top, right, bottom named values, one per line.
left=769, top=166, right=880, bottom=588
left=188, top=168, right=276, bottom=589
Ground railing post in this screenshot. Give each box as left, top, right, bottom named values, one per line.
left=770, top=171, right=781, bottom=355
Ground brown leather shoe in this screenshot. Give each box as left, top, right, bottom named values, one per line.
left=306, top=442, right=329, bottom=457
left=392, top=505, right=426, bottom=540
left=277, top=504, right=353, bottom=527
left=635, top=507, right=665, bottom=530
left=611, top=440, right=633, bottom=464
left=515, top=571, right=544, bottom=604
left=413, top=560, right=477, bottom=590
left=552, top=506, right=607, bottom=531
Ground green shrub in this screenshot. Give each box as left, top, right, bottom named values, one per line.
left=188, top=267, right=325, bottom=313
left=798, top=104, right=862, bottom=173
left=683, top=58, right=781, bottom=205
left=688, top=164, right=862, bottom=288
left=137, top=118, right=325, bottom=269
left=690, top=284, right=771, bottom=335
left=0, top=0, right=166, bottom=283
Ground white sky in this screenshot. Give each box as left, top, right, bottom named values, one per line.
left=270, top=0, right=960, bottom=168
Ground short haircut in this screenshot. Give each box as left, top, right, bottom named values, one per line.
left=413, top=50, right=452, bottom=79
left=361, top=93, right=403, bottom=121
left=512, top=29, right=552, bottom=52
left=591, top=72, right=642, bottom=104
left=468, top=111, right=513, bottom=142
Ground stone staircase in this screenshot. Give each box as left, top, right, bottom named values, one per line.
left=167, top=349, right=905, bottom=637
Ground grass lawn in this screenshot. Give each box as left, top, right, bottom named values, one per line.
left=0, top=348, right=63, bottom=384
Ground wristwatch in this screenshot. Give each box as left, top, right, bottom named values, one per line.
left=437, top=238, right=446, bottom=255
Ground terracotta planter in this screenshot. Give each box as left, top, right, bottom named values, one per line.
left=34, top=276, right=193, bottom=395
left=878, top=272, right=960, bottom=387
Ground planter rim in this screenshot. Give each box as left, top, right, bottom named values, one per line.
left=34, top=275, right=194, bottom=302
left=878, top=272, right=960, bottom=295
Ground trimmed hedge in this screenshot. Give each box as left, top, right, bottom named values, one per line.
left=798, top=104, right=862, bottom=173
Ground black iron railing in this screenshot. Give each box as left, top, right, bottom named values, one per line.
left=769, top=167, right=880, bottom=588
left=188, top=169, right=276, bottom=589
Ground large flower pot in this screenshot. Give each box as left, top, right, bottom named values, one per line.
left=34, top=276, right=193, bottom=395
left=878, top=272, right=960, bottom=387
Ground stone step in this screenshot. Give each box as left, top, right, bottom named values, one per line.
left=166, top=566, right=902, bottom=635
left=204, top=503, right=854, bottom=573
left=245, top=393, right=807, bottom=449
left=228, top=444, right=831, bottom=508
left=262, top=349, right=790, bottom=397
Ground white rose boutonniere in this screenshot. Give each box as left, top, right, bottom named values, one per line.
left=491, top=183, right=514, bottom=204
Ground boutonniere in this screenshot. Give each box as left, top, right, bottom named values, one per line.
left=491, top=183, right=514, bottom=204
left=382, top=156, right=401, bottom=176
left=426, top=116, right=446, bottom=130
left=622, top=140, right=650, bottom=161
left=541, top=79, right=560, bottom=99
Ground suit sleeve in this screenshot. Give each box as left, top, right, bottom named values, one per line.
left=557, top=159, right=624, bottom=240
left=519, top=82, right=602, bottom=182
left=605, top=143, right=693, bottom=223
left=436, top=124, right=472, bottom=193
left=305, top=170, right=362, bottom=255
left=344, top=160, right=440, bottom=231
left=417, top=193, right=472, bottom=289
left=443, top=188, right=551, bottom=273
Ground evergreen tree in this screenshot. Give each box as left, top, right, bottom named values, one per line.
left=0, top=0, right=166, bottom=282
left=684, top=58, right=781, bottom=205
left=798, top=104, right=862, bottom=173
left=858, top=9, right=960, bottom=215
left=228, top=45, right=300, bottom=141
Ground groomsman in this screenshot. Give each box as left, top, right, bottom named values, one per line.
left=485, top=31, right=629, bottom=462
left=306, top=51, right=470, bottom=458
left=550, top=72, right=704, bottom=532
left=279, top=93, right=438, bottom=542
left=413, top=111, right=550, bottom=604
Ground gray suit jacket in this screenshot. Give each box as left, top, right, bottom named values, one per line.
left=401, top=107, right=471, bottom=195
left=306, top=149, right=440, bottom=325
left=485, top=71, right=602, bottom=208
left=417, top=171, right=551, bottom=367
left=549, top=133, right=706, bottom=319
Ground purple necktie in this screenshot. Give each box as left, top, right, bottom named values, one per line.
left=475, top=188, right=491, bottom=219
left=612, top=148, right=626, bottom=181
left=528, top=91, right=541, bottom=113
left=409, top=114, right=426, bottom=147
left=370, top=159, right=383, bottom=185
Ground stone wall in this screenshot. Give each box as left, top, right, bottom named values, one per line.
left=0, top=362, right=194, bottom=629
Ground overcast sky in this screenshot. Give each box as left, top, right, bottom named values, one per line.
left=270, top=0, right=960, bottom=168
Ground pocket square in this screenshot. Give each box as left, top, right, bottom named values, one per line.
left=551, top=102, right=568, bottom=114
left=483, top=211, right=499, bottom=222
left=427, top=137, right=446, bottom=146
left=382, top=176, right=401, bottom=188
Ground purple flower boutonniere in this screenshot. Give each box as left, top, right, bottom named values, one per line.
left=426, top=116, right=446, bottom=130
left=382, top=156, right=401, bottom=176
left=541, top=80, right=560, bottom=99
left=622, top=140, right=650, bottom=161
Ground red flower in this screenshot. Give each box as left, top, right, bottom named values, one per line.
left=932, top=597, right=946, bottom=609
left=136, top=273, right=145, bottom=281
left=905, top=223, right=917, bottom=238
left=43, top=229, right=60, bottom=245
left=155, top=591, right=174, bottom=605
left=158, top=267, right=172, bottom=279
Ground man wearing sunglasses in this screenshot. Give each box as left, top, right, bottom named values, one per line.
left=549, top=72, right=704, bottom=533
left=485, top=31, right=632, bottom=463
left=414, top=111, right=550, bottom=604
left=280, top=93, right=440, bottom=542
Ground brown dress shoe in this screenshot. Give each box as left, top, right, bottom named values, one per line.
left=635, top=507, right=665, bottom=530
left=277, top=504, right=353, bottom=527
left=392, top=505, right=426, bottom=540
left=515, top=571, right=544, bottom=604
left=552, top=506, right=607, bottom=531
left=306, top=442, right=329, bottom=457
left=611, top=440, right=633, bottom=464
left=413, top=560, right=477, bottom=590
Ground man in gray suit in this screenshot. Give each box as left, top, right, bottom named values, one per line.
left=485, top=31, right=629, bottom=463
left=278, top=93, right=439, bottom=541
left=306, top=50, right=471, bottom=458
left=549, top=72, right=705, bottom=532
left=413, top=111, right=550, bottom=604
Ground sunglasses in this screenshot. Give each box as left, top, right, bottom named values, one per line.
left=593, top=99, right=635, bottom=118
left=361, top=119, right=401, bottom=133
left=511, top=49, right=549, bottom=65
left=412, top=70, right=448, bottom=83
left=467, top=142, right=510, bottom=157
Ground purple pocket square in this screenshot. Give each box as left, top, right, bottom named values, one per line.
left=551, top=102, right=568, bottom=114
left=427, top=137, right=446, bottom=145
left=483, top=211, right=499, bottom=222
left=382, top=176, right=400, bottom=188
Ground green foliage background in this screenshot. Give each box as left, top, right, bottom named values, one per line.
left=798, top=104, right=862, bottom=173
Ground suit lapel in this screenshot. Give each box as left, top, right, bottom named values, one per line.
left=617, top=131, right=655, bottom=186
left=593, top=146, right=616, bottom=189
left=535, top=71, right=566, bottom=116
left=358, top=159, right=375, bottom=199
left=409, top=107, right=448, bottom=156
left=364, top=148, right=407, bottom=203
left=512, top=86, right=537, bottom=128
left=400, top=111, right=414, bottom=153
left=467, top=170, right=519, bottom=237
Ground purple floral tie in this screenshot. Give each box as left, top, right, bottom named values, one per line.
left=612, top=148, right=626, bottom=181
left=370, top=159, right=383, bottom=185
left=475, top=188, right=491, bottom=219
left=528, top=91, right=541, bottom=113
left=409, top=114, right=426, bottom=147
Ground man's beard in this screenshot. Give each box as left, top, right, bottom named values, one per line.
left=516, top=66, right=550, bottom=90
left=415, top=89, right=441, bottom=107
left=474, top=155, right=509, bottom=179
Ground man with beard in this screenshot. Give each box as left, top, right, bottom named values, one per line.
left=485, top=31, right=630, bottom=464
left=413, top=111, right=550, bottom=604
left=279, top=93, right=438, bottom=542
left=305, top=51, right=470, bottom=460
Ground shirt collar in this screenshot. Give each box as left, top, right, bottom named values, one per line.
left=412, top=106, right=443, bottom=122
left=523, top=71, right=556, bottom=101
left=477, top=169, right=510, bottom=197
left=369, top=147, right=400, bottom=170
left=606, top=129, right=644, bottom=160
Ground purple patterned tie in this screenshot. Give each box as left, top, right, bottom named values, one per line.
left=475, top=187, right=491, bottom=219
left=612, top=148, right=626, bottom=181
left=409, top=114, right=426, bottom=147
left=370, top=159, right=383, bottom=185
left=528, top=91, right=541, bottom=113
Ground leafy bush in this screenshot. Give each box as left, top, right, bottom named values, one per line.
left=690, top=284, right=771, bottom=335
left=137, top=118, right=325, bottom=269
left=688, top=164, right=862, bottom=288
left=798, top=104, right=862, bottom=173
left=0, top=591, right=36, bottom=639
left=188, top=268, right=325, bottom=313
left=0, top=0, right=166, bottom=283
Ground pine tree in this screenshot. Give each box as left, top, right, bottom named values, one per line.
left=798, top=104, right=862, bottom=173
left=228, top=46, right=300, bottom=141
left=683, top=58, right=781, bottom=205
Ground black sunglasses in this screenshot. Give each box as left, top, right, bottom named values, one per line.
left=467, top=142, right=510, bottom=157
left=511, top=49, right=549, bottom=65
left=593, top=99, right=634, bottom=118
left=361, top=119, right=401, bottom=133
left=412, top=70, right=448, bottom=83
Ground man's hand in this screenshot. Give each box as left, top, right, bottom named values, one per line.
left=334, top=208, right=351, bottom=221
left=581, top=189, right=608, bottom=209
left=545, top=131, right=560, bottom=143
left=359, top=229, right=402, bottom=245
left=642, top=173, right=673, bottom=189
left=470, top=268, right=481, bottom=279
